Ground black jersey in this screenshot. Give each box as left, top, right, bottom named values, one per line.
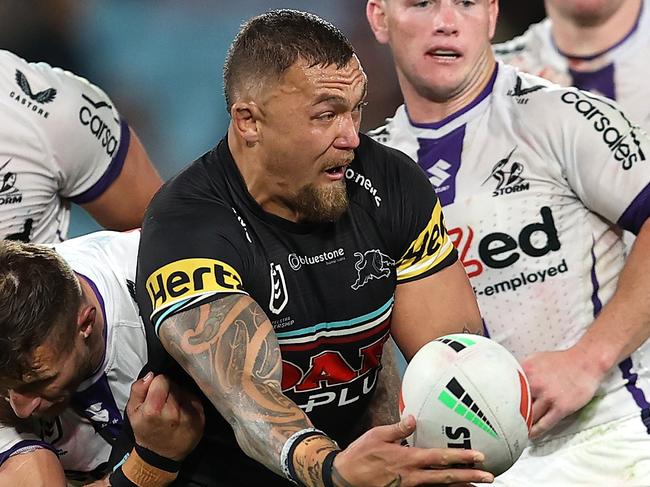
left=132, top=134, right=456, bottom=486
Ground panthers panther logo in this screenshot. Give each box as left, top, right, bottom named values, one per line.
left=351, top=250, right=395, bottom=290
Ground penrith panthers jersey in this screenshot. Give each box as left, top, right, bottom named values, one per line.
left=0, top=50, right=131, bottom=243
left=0, top=231, right=146, bottom=482
left=494, top=1, right=650, bottom=132
left=131, top=134, right=456, bottom=486
left=370, top=62, right=650, bottom=442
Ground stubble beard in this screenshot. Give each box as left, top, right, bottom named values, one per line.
left=294, top=180, right=349, bottom=223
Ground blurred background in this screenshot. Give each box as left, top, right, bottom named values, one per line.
left=0, top=0, right=545, bottom=236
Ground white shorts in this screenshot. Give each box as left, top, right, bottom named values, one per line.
left=478, top=415, right=650, bottom=486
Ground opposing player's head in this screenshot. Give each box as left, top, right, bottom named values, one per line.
left=224, top=9, right=366, bottom=223
left=0, top=241, right=98, bottom=419
left=544, top=0, right=635, bottom=26
left=367, top=0, right=498, bottom=107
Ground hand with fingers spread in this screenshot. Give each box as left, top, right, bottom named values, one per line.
left=128, top=372, right=205, bottom=461
left=331, top=415, right=494, bottom=486
left=522, top=347, right=604, bottom=439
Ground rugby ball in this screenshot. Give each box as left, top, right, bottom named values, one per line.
left=399, top=334, right=531, bottom=476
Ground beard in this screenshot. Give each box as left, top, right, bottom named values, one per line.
left=293, top=180, right=349, bottom=223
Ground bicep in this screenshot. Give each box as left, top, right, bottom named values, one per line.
left=81, top=128, right=162, bottom=230
left=391, top=260, right=483, bottom=361
left=157, top=294, right=285, bottom=422
left=156, top=294, right=312, bottom=471
left=0, top=449, right=66, bottom=487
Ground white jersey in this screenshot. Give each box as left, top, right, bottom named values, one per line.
left=0, top=50, right=131, bottom=243
left=494, top=0, right=650, bottom=132
left=0, top=230, right=146, bottom=480
left=370, top=63, right=650, bottom=441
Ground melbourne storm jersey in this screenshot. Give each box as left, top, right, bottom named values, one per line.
left=370, top=63, right=650, bottom=441
left=133, top=134, right=456, bottom=486
left=0, top=231, right=146, bottom=481
left=0, top=50, right=131, bottom=243
left=494, top=1, right=650, bottom=132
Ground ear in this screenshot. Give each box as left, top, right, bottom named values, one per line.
left=367, top=0, right=390, bottom=45
left=231, top=101, right=262, bottom=147
left=488, top=0, right=499, bottom=41
left=77, top=306, right=96, bottom=340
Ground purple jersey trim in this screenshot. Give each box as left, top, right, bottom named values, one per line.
left=69, top=118, right=130, bottom=204
left=618, top=358, right=650, bottom=434
left=589, top=243, right=603, bottom=316
left=0, top=439, right=57, bottom=466
left=406, top=64, right=498, bottom=130
left=618, top=181, right=650, bottom=235
left=592, top=242, right=650, bottom=433
left=555, top=2, right=644, bottom=61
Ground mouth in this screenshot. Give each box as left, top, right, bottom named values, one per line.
left=426, top=48, right=462, bottom=61
left=323, top=162, right=349, bottom=181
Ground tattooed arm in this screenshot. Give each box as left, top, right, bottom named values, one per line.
left=159, top=294, right=493, bottom=487
left=158, top=294, right=338, bottom=484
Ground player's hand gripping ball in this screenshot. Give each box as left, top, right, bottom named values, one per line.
left=400, top=334, right=532, bottom=476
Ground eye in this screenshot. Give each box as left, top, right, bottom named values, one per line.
left=458, top=0, right=475, bottom=6
left=317, top=112, right=336, bottom=122
left=414, top=1, right=432, bottom=7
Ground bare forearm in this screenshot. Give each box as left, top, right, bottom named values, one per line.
left=576, top=221, right=650, bottom=370
left=354, top=339, right=400, bottom=435
left=160, top=295, right=338, bottom=485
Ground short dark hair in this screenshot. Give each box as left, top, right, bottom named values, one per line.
left=0, top=241, right=81, bottom=387
left=223, top=9, right=355, bottom=112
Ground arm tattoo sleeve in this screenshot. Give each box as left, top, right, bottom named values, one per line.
left=159, top=294, right=337, bottom=483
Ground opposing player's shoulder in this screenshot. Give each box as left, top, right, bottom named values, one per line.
left=496, top=64, right=648, bottom=172
left=493, top=19, right=549, bottom=66
left=55, top=229, right=140, bottom=264
left=498, top=64, right=612, bottom=121
left=0, top=49, right=117, bottom=115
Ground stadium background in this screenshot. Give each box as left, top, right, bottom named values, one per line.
left=0, top=0, right=545, bottom=236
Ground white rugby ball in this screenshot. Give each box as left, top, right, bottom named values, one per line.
left=399, top=334, right=531, bottom=476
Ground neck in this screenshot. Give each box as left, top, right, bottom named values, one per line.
left=227, top=127, right=301, bottom=222
left=401, top=53, right=496, bottom=124
left=548, top=0, right=642, bottom=58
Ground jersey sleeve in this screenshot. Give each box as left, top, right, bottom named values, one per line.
left=0, top=424, right=55, bottom=468
left=21, top=55, right=130, bottom=203
left=547, top=88, right=650, bottom=234
left=136, top=184, right=250, bottom=336
left=372, top=141, right=458, bottom=284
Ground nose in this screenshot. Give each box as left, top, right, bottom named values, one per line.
left=333, top=113, right=360, bottom=150
left=434, top=3, right=459, bottom=36
left=8, top=389, right=42, bottom=418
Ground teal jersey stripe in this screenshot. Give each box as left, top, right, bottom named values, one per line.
left=275, top=296, right=394, bottom=339
left=154, top=297, right=193, bottom=336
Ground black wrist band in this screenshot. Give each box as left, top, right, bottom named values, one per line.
left=134, top=444, right=181, bottom=473
left=108, top=466, right=138, bottom=487
left=322, top=449, right=339, bottom=487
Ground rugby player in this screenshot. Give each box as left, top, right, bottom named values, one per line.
left=0, top=49, right=162, bottom=243
left=112, top=9, right=494, bottom=487
left=494, top=0, right=649, bottom=132
left=367, top=0, right=650, bottom=484
left=0, top=231, right=203, bottom=486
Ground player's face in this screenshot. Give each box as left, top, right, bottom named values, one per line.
left=259, top=57, right=367, bottom=223
left=368, top=0, right=498, bottom=102
left=6, top=312, right=96, bottom=419
left=545, top=0, right=627, bottom=24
